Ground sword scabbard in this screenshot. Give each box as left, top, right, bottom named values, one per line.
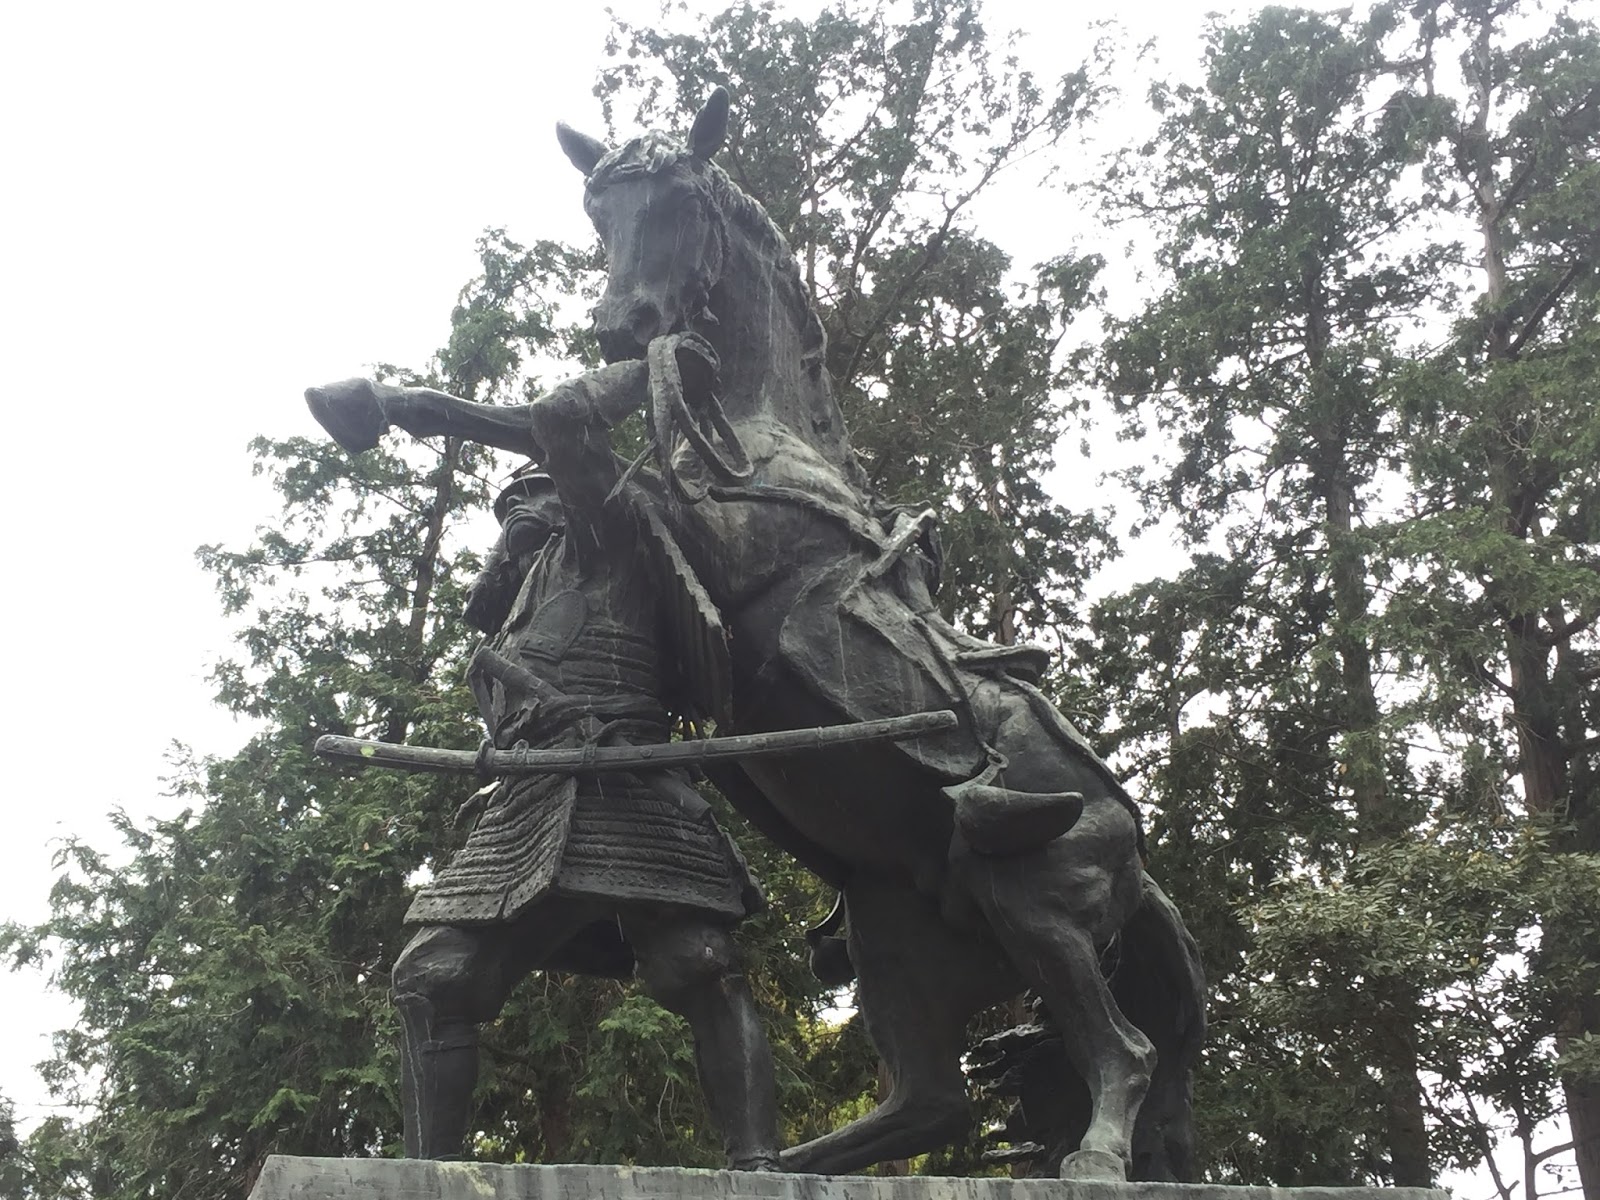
left=315, top=709, right=958, bottom=776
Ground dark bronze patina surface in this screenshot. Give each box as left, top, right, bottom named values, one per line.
left=306, top=88, right=1205, bottom=1183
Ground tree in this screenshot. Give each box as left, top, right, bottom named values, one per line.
left=1092, top=2, right=1600, bottom=1192
left=1382, top=2, right=1600, bottom=1193
left=1094, top=5, right=1447, bottom=1184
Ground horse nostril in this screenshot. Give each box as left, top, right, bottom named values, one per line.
left=597, top=327, right=645, bottom=363
left=593, top=297, right=663, bottom=362
left=627, top=301, right=663, bottom=345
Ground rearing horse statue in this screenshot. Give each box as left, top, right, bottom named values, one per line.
left=310, top=87, right=1204, bottom=1181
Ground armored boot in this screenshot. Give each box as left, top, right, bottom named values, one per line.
left=395, top=991, right=480, bottom=1160
left=678, top=972, right=782, bottom=1170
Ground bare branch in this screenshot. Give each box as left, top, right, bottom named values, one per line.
left=1531, top=1140, right=1574, bottom=1165
left=1507, top=261, right=1588, bottom=359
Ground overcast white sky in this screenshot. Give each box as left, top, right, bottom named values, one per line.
left=0, top=0, right=1536, bottom=1191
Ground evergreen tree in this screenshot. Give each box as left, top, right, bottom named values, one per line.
left=1094, top=6, right=1443, bottom=1182
left=1092, top=3, right=1600, bottom=1193
left=1239, top=6, right=1600, bottom=1193
left=1383, top=3, right=1600, bottom=1193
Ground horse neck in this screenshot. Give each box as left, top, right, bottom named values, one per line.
left=708, top=226, right=855, bottom=472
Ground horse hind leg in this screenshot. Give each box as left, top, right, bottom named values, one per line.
left=1121, top=873, right=1207, bottom=1181
left=781, top=879, right=1015, bottom=1175
left=960, top=818, right=1156, bottom=1181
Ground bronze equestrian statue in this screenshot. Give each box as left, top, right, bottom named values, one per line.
left=308, top=87, right=1205, bottom=1182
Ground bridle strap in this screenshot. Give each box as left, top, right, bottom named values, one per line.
left=647, top=335, right=753, bottom=504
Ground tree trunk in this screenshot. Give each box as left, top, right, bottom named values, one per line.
left=1560, top=997, right=1600, bottom=1200
left=382, top=437, right=460, bottom=743
left=1563, top=734, right=1600, bottom=1199
left=1464, top=25, right=1600, bottom=1174
left=1317, top=377, right=1433, bottom=1188
left=1514, top=631, right=1600, bottom=1200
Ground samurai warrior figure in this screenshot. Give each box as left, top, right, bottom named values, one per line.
left=378, top=335, right=779, bottom=1168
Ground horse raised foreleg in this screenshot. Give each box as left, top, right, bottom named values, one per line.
left=305, top=378, right=540, bottom=456
left=305, top=359, right=660, bottom=459
left=959, top=805, right=1155, bottom=1181
left=780, top=878, right=1015, bottom=1175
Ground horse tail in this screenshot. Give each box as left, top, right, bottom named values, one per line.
left=1112, top=871, right=1207, bottom=1181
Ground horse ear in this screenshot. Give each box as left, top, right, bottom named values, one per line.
left=556, top=122, right=609, bottom=176
left=689, top=86, right=730, bottom=161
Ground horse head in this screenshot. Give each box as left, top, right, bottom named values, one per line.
left=557, top=89, right=859, bottom=479
left=557, top=89, right=731, bottom=365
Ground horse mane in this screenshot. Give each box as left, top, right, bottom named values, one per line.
left=700, top=161, right=829, bottom=379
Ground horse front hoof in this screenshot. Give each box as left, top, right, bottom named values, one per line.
left=305, top=380, right=386, bottom=454
left=1060, top=1149, right=1128, bottom=1181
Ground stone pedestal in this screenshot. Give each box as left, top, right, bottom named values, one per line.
left=248, top=1157, right=1452, bottom=1200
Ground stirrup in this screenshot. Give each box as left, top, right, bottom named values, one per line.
left=946, top=781, right=1083, bottom=855
left=952, top=642, right=1052, bottom=684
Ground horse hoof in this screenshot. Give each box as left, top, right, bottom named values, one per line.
left=1060, top=1149, right=1127, bottom=1181
left=305, top=381, right=385, bottom=454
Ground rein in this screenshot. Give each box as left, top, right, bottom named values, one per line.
left=646, top=335, right=754, bottom=504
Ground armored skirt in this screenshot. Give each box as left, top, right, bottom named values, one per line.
left=406, top=766, right=758, bottom=929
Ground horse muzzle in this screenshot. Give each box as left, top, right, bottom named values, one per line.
left=595, top=296, right=670, bottom=363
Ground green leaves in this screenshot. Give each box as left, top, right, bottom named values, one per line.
left=1094, top=1, right=1600, bottom=1188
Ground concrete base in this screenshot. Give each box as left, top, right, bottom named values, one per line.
left=248, top=1157, right=1453, bottom=1200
